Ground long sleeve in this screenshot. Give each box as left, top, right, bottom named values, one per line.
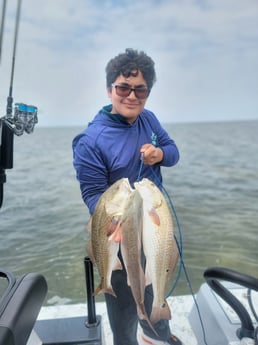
left=73, top=137, right=109, bottom=215
left=144, top=111, right=179, bottom=167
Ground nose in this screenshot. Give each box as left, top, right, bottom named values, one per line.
left=127, top=89, right=137, bottom=99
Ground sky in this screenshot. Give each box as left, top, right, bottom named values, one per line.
left=0, top=0, right=258, bottom=126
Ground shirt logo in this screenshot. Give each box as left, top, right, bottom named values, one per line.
left=151, top=132, right=157, bottom=146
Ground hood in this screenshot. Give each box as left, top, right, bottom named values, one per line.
left=89, top=104, right=141, bottom=129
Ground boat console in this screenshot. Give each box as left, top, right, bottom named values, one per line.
left=189, top=267, right=258, bottom=345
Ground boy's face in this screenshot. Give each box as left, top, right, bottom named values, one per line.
left=107, top=70, right=149, bottom=124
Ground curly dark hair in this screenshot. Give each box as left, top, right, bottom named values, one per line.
left=105, top=48, right=157, bottom=91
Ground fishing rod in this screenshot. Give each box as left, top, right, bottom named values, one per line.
left=0, top=0, right=38, bottom=208
left=0, top=0, right=7, bottom=63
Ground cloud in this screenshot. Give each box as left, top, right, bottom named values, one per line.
left=1, top=0, right=258, bottom=126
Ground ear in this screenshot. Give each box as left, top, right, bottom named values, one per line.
left=107, top=86, right=112, bottom=98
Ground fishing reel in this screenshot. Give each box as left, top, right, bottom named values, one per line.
left=1, top=102, right=38, bottom=136
left=0, top=102, right=38, bottom=208
left=0, top=0, right=39, bottom=209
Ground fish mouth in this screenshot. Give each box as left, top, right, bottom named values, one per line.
left=124, top=179, right=134, bottom=193
left=134, top=179, right=144, bottom=188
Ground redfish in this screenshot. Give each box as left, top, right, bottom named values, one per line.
left=91, top=178, right=133, bottom=296
left=134, top=178, right=179, bottom=324
left=120, top=189, right=157, bottom=336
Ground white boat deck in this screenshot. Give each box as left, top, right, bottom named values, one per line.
left=37, top=295, right=198, bottom=345
left=35, top=283, right=258, bottom=345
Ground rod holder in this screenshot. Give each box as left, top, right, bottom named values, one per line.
left=84, top=256, right=98, bottom=326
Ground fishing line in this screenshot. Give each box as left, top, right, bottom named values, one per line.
left=149, top=167, right=208, bottom=345
left=151, top=167, right=209, bottom=344
left=136, top=156, right=208, bottom=345
left=136, top=152, right=145, bottom=182
left=161, top=185, right=183, bottom=296
left=149, top=166, right=183, bottom=296
left=136, top=154, right=183, bottom=292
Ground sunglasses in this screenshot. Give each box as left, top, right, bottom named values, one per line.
left=111, top=84, right=149, bottom=99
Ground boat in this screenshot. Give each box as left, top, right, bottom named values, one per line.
left=1, top=2, right=258, bottom=345
left=1, top=259, right=258, bottom=345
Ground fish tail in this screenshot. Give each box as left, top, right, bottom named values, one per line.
left=137, top=304, right=158, bottom=337
left=94, top=284, right=117, bottom=298
left=150, top=301, right=171, bottom=324
left=104, top=287, right=117, bottom=297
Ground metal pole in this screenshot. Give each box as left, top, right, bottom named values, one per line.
left=84, top=256, right=97, bottom=326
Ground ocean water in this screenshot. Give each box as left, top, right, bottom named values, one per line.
left=0, top=120, right=258, bottom=305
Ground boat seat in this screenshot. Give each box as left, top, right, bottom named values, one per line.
left=0, top=270, right=47, bottom=345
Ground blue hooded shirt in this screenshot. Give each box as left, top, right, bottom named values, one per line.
left=72, top=105, right=179, bottom=215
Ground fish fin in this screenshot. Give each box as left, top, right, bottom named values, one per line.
left=86, top=238, right=98, bottom=266
left=86, top=218, right=92, bottom=234
left=108, top=225, right=122, bottom=243
left=150, top=301, right=171, bottom=324
left=106, top=216, right=121, bottom=236
left=93, top=285, right=103, bottom=296
left=86, top=243, right=96, bottom=265
left=148, top=208, right=160, bottom=226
